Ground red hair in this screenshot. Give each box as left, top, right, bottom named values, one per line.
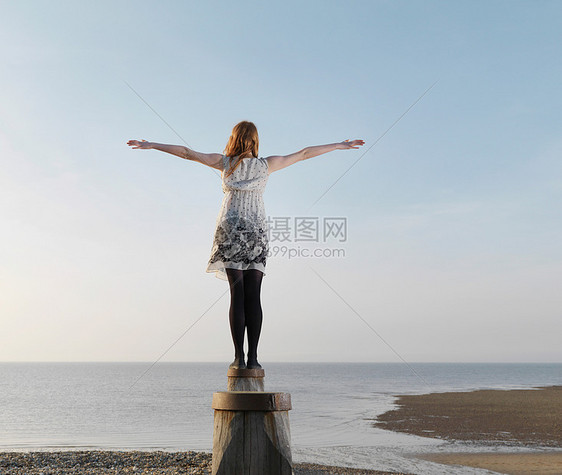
left=223, top=121, right=259, bottom=178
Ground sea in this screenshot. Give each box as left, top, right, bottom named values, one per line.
left=0, top=362, right=560, bottom=474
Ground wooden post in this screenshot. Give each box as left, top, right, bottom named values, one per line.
left=227, top=368, right=265, bottom=391
left=212, top=369, right=293, bottom=475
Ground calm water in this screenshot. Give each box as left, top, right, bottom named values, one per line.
left=0, top=362, right=560, bottom=474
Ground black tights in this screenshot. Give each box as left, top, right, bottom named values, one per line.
left=225, top=268, right=264, bottom=369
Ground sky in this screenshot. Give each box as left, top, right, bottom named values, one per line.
left=1, top=0, right=561, bottom=363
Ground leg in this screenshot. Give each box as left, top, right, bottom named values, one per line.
left=243, top=269, right=264, bottom=369
left=225, top=268, right=246, bottom=369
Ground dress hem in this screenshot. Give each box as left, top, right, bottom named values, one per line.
left=206, top=261, right=266, bottom=281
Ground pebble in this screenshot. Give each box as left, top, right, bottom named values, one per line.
left=0, top=451, right=212, bottom=474
left=0, top=451, right=406, bottom=474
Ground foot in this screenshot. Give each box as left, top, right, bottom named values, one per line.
left=229, top=356, right=246, bottom=370
left=246, top=357, right=262, bottom=370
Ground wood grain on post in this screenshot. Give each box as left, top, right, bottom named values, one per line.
left=213, top=392, right=291, bottom=411
left=212, top=369, right=293, bottom=475
left=227, top=368, right=265, bottom=391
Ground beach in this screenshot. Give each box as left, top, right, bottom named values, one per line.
left=0, top=451, right=408, bottom=474
left=1, top=386, right=561, bottom=474
left=375, top=385, right=562, bottom=474
left=3, top=363, right=562, bottom=474
left=416, top=452, right=562, bottom=475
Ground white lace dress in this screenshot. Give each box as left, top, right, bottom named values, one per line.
left=206, top=155, right=270, bottom=281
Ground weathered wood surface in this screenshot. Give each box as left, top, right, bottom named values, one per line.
left=212, top=409, right=292, bottom=475
left=212, top=368, right=293, bottom=474
left=227, top=368, right=265, bottom=392
left=212, top=392, right=291, bottom=411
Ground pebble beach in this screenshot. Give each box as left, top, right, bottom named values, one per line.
left=0, top=451, right=408, bottom=475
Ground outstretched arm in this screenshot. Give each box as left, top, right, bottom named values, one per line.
left=265, top=139, right=365, bottom=173
left=126, top=140, right=224, bottom=171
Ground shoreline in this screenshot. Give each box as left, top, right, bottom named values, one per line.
left=376, top=385, right=562, bottom=474
left=3, top=384, right=561, bottom=474
left=0, top=450, right=409, bottom=475
left=374, top=385, right=562, bottom=447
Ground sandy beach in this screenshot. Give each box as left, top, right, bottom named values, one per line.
left=416, top=452, right=562, bottom=475
left=0, top=451, right=409, bottom=474
left=375, top=385, right=562, bottom=474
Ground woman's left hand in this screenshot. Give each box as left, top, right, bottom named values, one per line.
left=337, top=139, right=365, bottom=150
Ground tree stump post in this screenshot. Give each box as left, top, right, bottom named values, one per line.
left=212, top=368, right=293, bottom=475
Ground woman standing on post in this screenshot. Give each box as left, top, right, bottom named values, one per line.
left=127, top=121, right=364, bottom=369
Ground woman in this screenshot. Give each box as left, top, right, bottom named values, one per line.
left=127, top=121, right=364, bottom=370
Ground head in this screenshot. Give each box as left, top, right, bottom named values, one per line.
left=223, top=121, right=259, bottom=178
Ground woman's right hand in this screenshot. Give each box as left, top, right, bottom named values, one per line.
left=126, top=139, right=153, bottom=149
left=337, top=139, right=365, bottom=150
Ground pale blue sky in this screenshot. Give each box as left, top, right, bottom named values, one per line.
left=1, top=0, right=561, bottom=363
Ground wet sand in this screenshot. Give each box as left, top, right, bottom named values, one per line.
left=416, top=452, right=562, bottom=475
left=374, top=385, right=562, bottom=446
left=375, top=385, right=562, bottom=474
